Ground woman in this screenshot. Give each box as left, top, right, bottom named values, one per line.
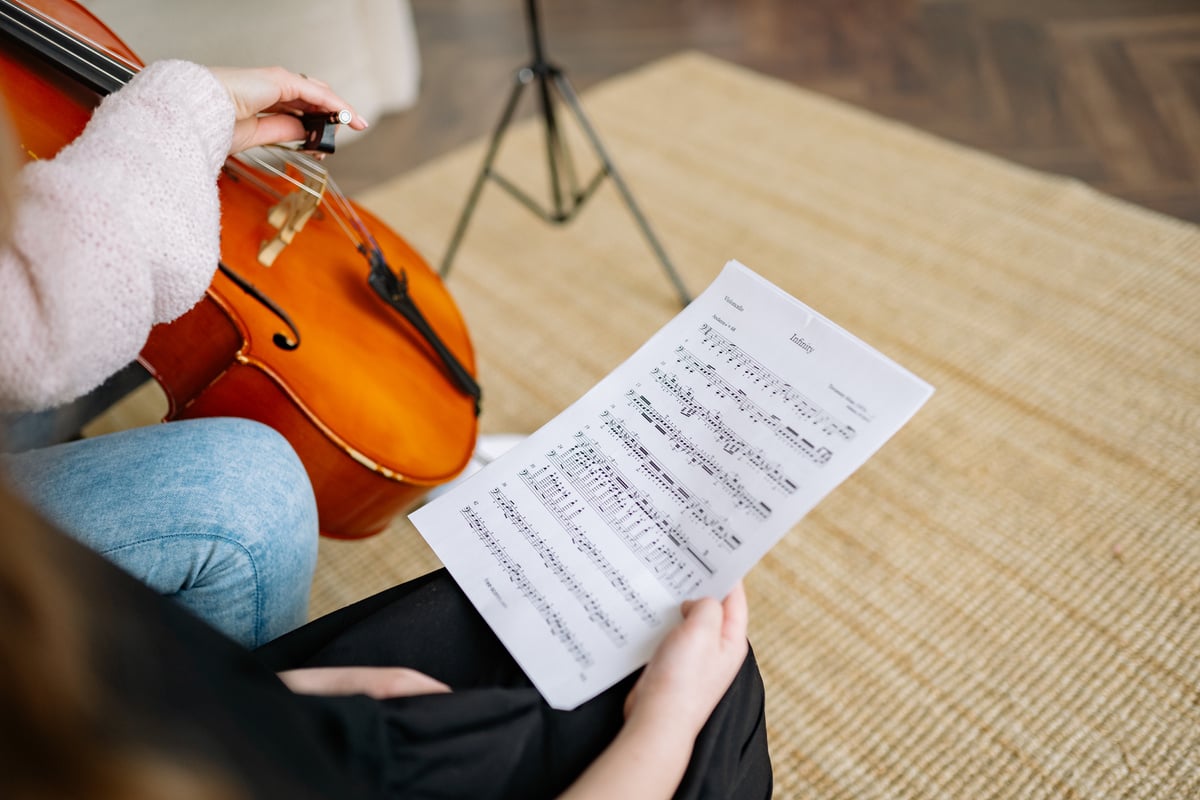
left=0, top=60, right=370, bottom=646
left=0, top=481, right=770, bottom=798
left=0, top=56, right=772, bottom=797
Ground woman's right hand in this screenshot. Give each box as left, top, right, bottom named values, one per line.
left=559, top=583, right=750, bottom=800
left=207, top=66, right=369, bottom=155
left=624, top=581, right=749, bottom=739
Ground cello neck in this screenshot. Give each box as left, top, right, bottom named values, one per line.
left=0, top=0, right=134, bottom=96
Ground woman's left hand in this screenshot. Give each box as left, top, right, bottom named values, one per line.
left=277, top=666, right=450, bottom=700
left=207, top=66, right=369, bottom=155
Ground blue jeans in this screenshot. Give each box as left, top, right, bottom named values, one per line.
left=1, top=417, right=319, bottom=648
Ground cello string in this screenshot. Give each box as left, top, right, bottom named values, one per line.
left=239, top=147, right=372, bottom=252
left=319, top=171, right=377, bottom=249
left=263, top=145, right=386, bottom=260
left=7, top=1, right=384, bottom=267
left=235, top=149, right=327, bottom=200
left=233, top=144, right=384, bottom=263
left=7, top=0, right=139, bottom=82
left=9, top=0, right=350, bottom=213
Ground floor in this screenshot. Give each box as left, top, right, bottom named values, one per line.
left=331, top=0, right=1200, bottom=226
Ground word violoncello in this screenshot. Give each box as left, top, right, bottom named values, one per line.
left=0, top=0, right=481, bottom=538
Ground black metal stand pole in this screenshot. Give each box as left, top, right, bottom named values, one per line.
left=439, top=0, right=691, bottom=306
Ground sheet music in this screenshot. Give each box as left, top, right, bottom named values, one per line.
left=410, top=260, right=934, bottom=709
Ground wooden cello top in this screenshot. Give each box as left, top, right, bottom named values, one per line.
left=211, top=172, right=479, bottom=484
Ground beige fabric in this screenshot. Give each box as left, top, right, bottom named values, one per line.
left=319, top=52, right=1199, bottom=797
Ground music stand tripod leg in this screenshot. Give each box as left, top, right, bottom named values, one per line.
left=552, top=72, right=692, bottom=306
left=440, top=0, right=690, bottom=306
left=440, top=70, right=534, bottom=278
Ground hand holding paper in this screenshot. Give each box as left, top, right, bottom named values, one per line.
left=410, top=260, right=933, bottom=709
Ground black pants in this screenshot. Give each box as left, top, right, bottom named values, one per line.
left=256, top=569, right=773, bottom=799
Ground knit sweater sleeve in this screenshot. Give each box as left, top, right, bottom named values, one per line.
left=0, top=60, right=233, bottom=412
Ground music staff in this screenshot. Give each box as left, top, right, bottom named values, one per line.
left=623, top=390, right=791, bottom=517
left=697, top=323, right=857, bottom=442
left=653, top=366, right=832, bottom=470
left=671, top=349, right=835, bottom=465
left=601, top=407, right=751, bottom=542
left=545, top=436, right=708, bottom=598
left=460, top=506, right=594, bottom=668
left=521, top=466, right=661, bottom=626
left=490, top=487, right=627, bottom=645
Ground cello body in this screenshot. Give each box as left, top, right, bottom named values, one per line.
left=0, top=0, right=479, bottom=538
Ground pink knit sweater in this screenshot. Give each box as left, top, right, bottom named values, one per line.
left=0, top=60, right=234, bottom=412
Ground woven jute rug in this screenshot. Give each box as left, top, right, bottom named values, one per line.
left=308, top=52, right=1200, bottom=798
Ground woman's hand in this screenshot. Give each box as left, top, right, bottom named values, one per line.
left=559, top=583, right=750, bottom=799
left=207, top=66, right=369, bottom=155
left=624, top=580, right=749, bottom=738
left=277, top=666, right=450, bottom=700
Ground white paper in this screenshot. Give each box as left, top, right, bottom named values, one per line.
left=410, top=260, right=934, bottom=709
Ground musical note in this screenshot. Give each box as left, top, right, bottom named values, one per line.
left=624, top=390, right=794, bottom=512
left=521, top=465, right=661, bottom=626
left=460, top=506, right=594, bottom=668
left=411, top=260, right=935, bottom=712
left=492, top=487, right=629, bottom=644
left=697, top=323, right=857, bottom=441
left=543, top=434, right=712, bottom=598
left=655, top=362, right=834, bottom=466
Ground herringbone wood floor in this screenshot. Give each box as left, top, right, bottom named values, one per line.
left=333, top=0, right=1200, bottom=225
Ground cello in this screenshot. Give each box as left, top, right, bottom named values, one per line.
left=0, top=0, right=481, bottom=538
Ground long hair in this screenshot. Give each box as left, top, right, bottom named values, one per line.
left=0, top=483, right=244, bottom=800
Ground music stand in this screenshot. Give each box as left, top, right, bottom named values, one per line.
left=438, top=0, right=692, bottom=306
